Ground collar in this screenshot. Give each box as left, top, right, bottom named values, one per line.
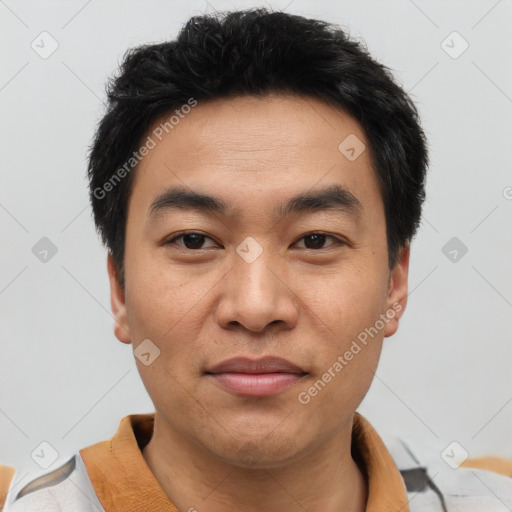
left=80, top=412, right=409, bottom=512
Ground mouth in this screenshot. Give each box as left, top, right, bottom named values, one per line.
left=204, top=357, right=308, bottom=397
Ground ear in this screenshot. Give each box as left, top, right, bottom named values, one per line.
left=384, top=244, right=410, bottom=338
left=107, top=252, right=131, bottom=344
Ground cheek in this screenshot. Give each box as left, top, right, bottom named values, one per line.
left=296, top=272, right=386, bottom=422
left=125, top=261, right=206, bottom=409
left=299, top=260, right=388, bottom=392
left=123, top=250, right=219, bottom=389
left=309, top=263, right=389, bottom=338
left=124, top=249, right=203, bottom=338
left=301, top=341, right=382, bottom=431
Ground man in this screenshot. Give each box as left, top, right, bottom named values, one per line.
left=3, top=7, right=511, bottom=512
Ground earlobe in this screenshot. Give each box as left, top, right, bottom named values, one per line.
left=384, top=244, right=410, bottom=338
left=107, top=253, right=131, bottom=344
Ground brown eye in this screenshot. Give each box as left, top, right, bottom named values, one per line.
left=165, top=232, right=218, bottom=250
left=181, top=233, right=207, bottom=249
left=294, top=233, right=342, bottom=250
left=304, top=234, right=328, bottom=249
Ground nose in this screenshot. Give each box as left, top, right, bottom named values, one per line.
left=215, top=250, right=299, bottom=334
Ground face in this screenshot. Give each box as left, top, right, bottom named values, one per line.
left=108, top=93, right=409, bottom=468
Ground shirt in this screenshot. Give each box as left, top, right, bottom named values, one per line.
left=3, top=412, right=512, bottom=511
left=79, top=412, right=411, bottom=512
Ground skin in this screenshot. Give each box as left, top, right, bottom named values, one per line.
left=108, top=93, right=409, bottom=512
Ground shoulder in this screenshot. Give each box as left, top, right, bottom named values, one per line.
left=462, top=455, right=512, bottom=477
left=385, top=435, right=512, bottom=512
left=3, top=455, right=104, bottom=512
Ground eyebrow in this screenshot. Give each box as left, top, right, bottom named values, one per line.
left=148, top=184, right=363, bottom=221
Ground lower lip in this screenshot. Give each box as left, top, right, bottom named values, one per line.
left=207, top=372, right=305, bottom=397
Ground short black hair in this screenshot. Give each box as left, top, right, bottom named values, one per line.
left=87, top=7, right=428, bottom=290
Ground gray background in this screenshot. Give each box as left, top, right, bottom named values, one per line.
left=1, top=0, right=511, bottom=490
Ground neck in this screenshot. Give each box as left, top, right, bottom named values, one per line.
left=142, top=413, right=368, bottom=512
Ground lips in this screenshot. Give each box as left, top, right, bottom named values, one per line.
left=206, top=357, right=306, bottom=375
left=205, top=357, right=307, bottom=397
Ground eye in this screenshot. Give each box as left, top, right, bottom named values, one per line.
left=164, top=232, right=219, bottom=250
left=293, top=232, right=344, bottom=250
left=164, top=231, right=346, bottom=251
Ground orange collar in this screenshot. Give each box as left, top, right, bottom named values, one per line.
left=0, top=465, right=15, bottom=510
left=352, top=413, right=409, bottom=511
left=80, top=412, right=409, bottom=512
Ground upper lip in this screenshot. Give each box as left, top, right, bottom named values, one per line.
left=206, top=357, right=306, bottom=375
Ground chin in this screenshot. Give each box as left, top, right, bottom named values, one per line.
left=204, top=429, right=311, bottom=470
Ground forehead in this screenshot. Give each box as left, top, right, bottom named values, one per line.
left=129, top=93, right=381, bottom=222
